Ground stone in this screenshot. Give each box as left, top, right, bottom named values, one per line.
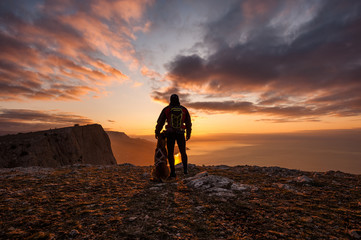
left=175, top=163, right=196, bottom=169
left=231, top=182, right=250, bottom=191
left=295, top=175, right=313, bottom=183
left=348, top=229, right=361, bottom=239
left=69, top=229, right=79, bottom=237
left=184, top=171, right=255, bottom=198
left=212, top=165, right=231, bottom=170
left=274, top=183, right=292, bottom=190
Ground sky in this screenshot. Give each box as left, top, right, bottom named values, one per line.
left=1, top=0, right=361, bottom=136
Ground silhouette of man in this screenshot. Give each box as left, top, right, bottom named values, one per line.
left=155, top=94, right=192, bottom=178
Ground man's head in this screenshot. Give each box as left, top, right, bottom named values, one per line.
left=170, top=94, right=180, bottom=106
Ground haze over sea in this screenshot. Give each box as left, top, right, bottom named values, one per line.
left=179, top=129, right=361, bottom=174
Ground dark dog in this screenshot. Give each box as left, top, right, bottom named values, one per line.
left=151, top=132, right=170, bottom=182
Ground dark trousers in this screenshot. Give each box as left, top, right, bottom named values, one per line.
left=166, top=131, right=188, bottom=175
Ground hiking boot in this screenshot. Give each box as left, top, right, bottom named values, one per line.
left=184, top=169, right=188, bottom=175
left=167, top=175, right=177, bottom=181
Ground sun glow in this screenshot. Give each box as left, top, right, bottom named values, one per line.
left=174, top=153, right=182, bottom=165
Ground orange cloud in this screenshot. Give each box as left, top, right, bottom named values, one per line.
left=141, top=66, right=161, bottom=79
left=0, top=0, right=152, bottom=101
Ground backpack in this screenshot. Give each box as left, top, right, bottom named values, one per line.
left=170, top=107, right=183, bottom=129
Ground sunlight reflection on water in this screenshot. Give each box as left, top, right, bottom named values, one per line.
left=187, top=140, right=254, bottom=155
left=174, top=153, right=182, bottom=165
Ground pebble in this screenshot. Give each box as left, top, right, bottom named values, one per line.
left=69, top=229, right=79, bottom=237
left=349, top=229, right=361, bottom=239
left=274, top=183, right=292, bottom=190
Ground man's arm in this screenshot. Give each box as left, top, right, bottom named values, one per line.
left=185, top=108, right=192, bottom=140
left=155, top=108, right=166, bottom=138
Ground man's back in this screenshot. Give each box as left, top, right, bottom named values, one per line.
left=154, top=94, right=192, bottom=178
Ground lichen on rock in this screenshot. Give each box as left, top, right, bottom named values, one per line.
left=184, top=171, right=257, bottom=198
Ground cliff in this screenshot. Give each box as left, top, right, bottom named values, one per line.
left=0, top=124, right=116, bottom=168
left=107, top=131, right=154, bottom=165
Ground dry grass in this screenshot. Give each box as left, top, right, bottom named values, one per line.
left=0, top=164, right=360, bottom=239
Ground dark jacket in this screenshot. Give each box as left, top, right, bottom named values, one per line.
left=155, top=104, right=192, bottom=137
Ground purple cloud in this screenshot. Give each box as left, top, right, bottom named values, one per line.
left=0, top=108, right=94, bottom=135
left=0, top=0, right=151, bottom=101
left=153, top=0, right=361, bottom=120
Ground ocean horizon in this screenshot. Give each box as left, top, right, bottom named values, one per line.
left=183, top=130, right=361, bottom=174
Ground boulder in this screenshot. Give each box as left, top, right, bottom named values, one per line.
left=184, top=171, right=257, bottom=198
left=0, top=124, right=116, bottom=168
left=348, top=229, right=361, bottom=239
left=295, top=175, right=313, bottom=183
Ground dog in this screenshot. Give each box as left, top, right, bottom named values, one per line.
left=151, top=132, right=170, bottom=182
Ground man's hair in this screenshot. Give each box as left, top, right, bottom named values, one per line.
left=170, top=94, right=180, bottom=106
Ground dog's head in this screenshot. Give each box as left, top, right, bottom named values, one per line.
left=157, top=132, right=166, bottom=148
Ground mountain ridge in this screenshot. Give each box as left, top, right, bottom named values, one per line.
left=106, top=131, right=155, bottom=166
left=0, top=124, right=116, bottom=168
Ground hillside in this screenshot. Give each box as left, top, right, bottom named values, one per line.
left=107, top=131, right=155, bottom=165
left=0, top=164, right=360, bottom=239
left=0, top=124, right=116, bottom=168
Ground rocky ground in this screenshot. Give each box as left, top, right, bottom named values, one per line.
left=0, top=164, right=360, bottom=239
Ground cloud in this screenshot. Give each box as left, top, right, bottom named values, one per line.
left=0, top=0, right=152, bottom=101
left=153, top=0, right=361, bottom=120
left=0, top=108, right=94, bottom=134
left=151, top=86, right=191, bottom=104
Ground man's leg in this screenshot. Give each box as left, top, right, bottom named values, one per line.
left=176, top=132, right=188, bottom=174
left=167, top=132, right=176, bottom=177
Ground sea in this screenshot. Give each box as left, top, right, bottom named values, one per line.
left=185, top=130, right=361, bottom=174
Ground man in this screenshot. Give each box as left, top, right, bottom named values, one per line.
left=155, top=94, right=192, bottom=178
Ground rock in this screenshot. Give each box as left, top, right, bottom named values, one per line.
left=142, top=172, right=150, bottom=178
left=185, top=171, right=209, bottom=181
left=69, top=229, right=79, bottom=237
left=300, top=216, right=313, bottom=223
left=195, top=206, right=204, bottom=211
left=348, top=229, right=361, bottom=239
left=295, top=175, right=313, bottom=183
left=118, top=163, right=135, bottom=167
left=231, top=182, right=250, bottom=191
left=209, top=191, right=236, bottom=198
left=184, top=171, right=255, bottom=198
left=0, top=124, right=116, bottom=168
left=175, top=163, right=197, bottom=169
left=212, top=165, right=231, bottom=170
left=274, top=183, right=292, bottom=190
